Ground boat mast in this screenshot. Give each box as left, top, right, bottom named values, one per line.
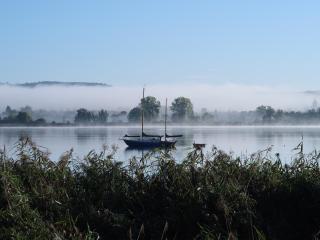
left=141, top=87, right=145, bottom=139
left=165, top=98, right=167, bottom=142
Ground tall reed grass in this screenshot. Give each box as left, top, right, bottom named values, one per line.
left=1, top=137, right=320, bottom=239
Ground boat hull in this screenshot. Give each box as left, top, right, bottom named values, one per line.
left=123, top=139, right=176, bottom=149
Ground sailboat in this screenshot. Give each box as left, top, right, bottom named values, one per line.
left=162, top=98, right=183, bottom=146
left=122, top=88, right=182, bottom=149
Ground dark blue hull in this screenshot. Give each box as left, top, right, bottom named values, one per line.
left=123, top=139, right=176, bottom=149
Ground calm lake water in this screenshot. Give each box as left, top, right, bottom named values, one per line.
left=0, top=126, right=319, bottom=163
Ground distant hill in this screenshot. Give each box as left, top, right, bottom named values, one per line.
left=0, top=81, right=111, bottom=88
left=304, top=90, right=320, bottom=95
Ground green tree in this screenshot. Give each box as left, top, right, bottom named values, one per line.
left=256, top=105, right=275, bottom=123
left=74, top=108, right=94, bottom=124
left=170, top=97, right=194, bottom=121
left=34, top=118, right=46, bottom=125
left=20, top=106, right=33, bottom=115
left=96, top=110, right=108, bottom=123
left=5, top=105, right=12, bottom=116
left=16, top=112, right=32, bottom=123
left=201, top=111, right=214, bottom=122
left=128, top=107, right=142, bottom=123
left=274, top=109, right=284, bottom=121
left=4, top=105, right=17, bottom=119
left=140, top=96, right=161, bottom=121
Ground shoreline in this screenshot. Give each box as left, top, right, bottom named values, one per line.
left=1, top=123, right=320, bottom=128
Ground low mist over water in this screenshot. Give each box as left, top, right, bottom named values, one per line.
left=0, top=84, right=317, bottom=111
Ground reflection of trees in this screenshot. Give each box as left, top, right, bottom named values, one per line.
left=3, top=126, right=320, bottom=165
left=75, top=128, right=108, bottom=144
left=0, top=128, right=48, bottom=155
left=167, top=128, right=193, bottom=146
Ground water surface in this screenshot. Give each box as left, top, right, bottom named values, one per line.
left=0, top=126, right=318, bottom=162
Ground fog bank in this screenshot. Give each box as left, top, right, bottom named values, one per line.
left=0, top=84, right=316, bottom=111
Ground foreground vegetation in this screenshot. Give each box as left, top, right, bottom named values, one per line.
left=1, top=138, right=320, bottom=239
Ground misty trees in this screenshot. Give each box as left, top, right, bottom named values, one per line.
left=201, top=111, right=214, bottom=122
left=128, top=107, right=142, bottom=123
left=5, top=106, right=12, bottom=115
left=140, top=96, right=161, bottom=121
left=0, top=106, right=49, bottom=125
left=96, top=110, right=109, bottom=124
left=20, top=106, right=33, bottom=115
left=1, top=111, right=32, bottom=124
left=4, top=105, right=17, bottom=119
left=5, top=106, right=12, bottom=117
left=256, top=105, right=275, bottom=123
left=0, top=106, right=33, bottom=124
left=16, top=112, right=32, bottom=124
left=128, top=96, right=161, bottom=123
left=74, top=108, right=108, bottom=124
left=128, top=96, right=194, bottom=122
left=111, top=111, right=127, bottom=123
left=34, top=118, right=46, bottom=124
left=74, top=109, right=93, bottom=123
left=274, top=109, right=284, bottom=121
left=170, top=97, right=194, bottom=121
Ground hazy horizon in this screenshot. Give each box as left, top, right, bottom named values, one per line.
left=1, top=1, right=320, bottom=112
left=0, top=83, right=318, bottom=112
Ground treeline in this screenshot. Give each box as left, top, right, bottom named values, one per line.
left=73, top=96, right=195, bottom=124
left=74, top=109, right=128, bottom=124
left=254, top=105, right=320, bottom=124
left=127, top=96, right=320, bottom=124
left=127, top=96, right=194, bottom=122
left=74, top=109, right=109, bottom=124
left=2, top=100, right=320, bottom=125
left=0, top=106, right=46, bottom=125
left=1, top=137, right=320, bottom=239
left=213, top=105, right=320, bottom=125
left=0, top=106, right=126, bottom=125
left=0, top=96, right=196, bottom=125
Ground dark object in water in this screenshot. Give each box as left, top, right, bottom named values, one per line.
left=124, top=134, right=141, bottom=138
left=123, top=137, right=176, bottom=149
left=142, top=132, right=163, bottom=138
left=123, top=89, right=182, bottom=149
left=166, top=133, right=183, bottom=138
left=193, top=143, right=206, bottom=150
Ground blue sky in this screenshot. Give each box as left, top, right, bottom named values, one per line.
left=0, top=1, right=320, bottom=88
